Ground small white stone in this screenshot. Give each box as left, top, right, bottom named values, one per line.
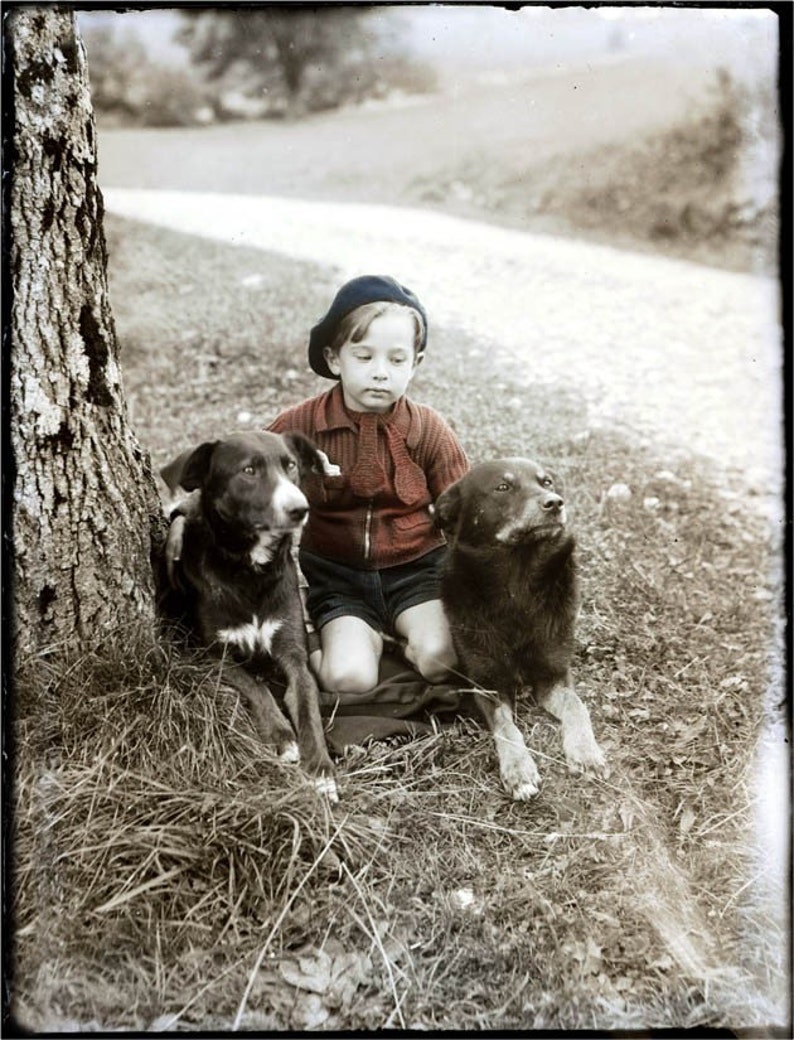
left=451, top=888, right=475, bottom=910
left=449, top=887, right=485, bottom=914
left=241, top=273, right=265, bottom=288
left=606, top=483, right=632, bottom=502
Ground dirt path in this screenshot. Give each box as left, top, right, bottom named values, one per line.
left=96, top=61, right=718, bottom=202
left=102, top=188, right=782, bottom=497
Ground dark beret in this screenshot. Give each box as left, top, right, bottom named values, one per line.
left=308, top=274, right=428, bottom=379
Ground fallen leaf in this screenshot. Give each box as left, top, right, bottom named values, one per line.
left=619, top=804, right=635, bottom=832
left=651, top=953, right=675, bottom=971
left=279, top=944, right=373, bottom=1011
left=279, top=948, right=332, bottom=994
left=673, top=717, right=708, bottom=744
left=679, top=806, right=696, bottom=835
left=292, top=992, right=329, bottom=1029
left=719, top=675, right=747, bottom=690
left=148, top=1014, right=177, bottom=1032
left=590, top=909, right=622, bottom=929
left=583, top=938, right=603, bottom=975
left=327, top=950, right=373, bottom=1007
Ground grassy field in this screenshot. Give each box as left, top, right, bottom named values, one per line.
left=11, top=212, right=786, bottom=1031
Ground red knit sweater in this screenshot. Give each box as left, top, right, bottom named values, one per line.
left=269, top=385, right=468, bottom=569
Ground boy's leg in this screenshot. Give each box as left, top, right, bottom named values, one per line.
left=311, top=616, right=383, bottom=695
left=394, top=599, right=457, bottom=684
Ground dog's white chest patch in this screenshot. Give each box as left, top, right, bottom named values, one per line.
left=217, top=616, right=283, bottom=655
left=250, top=533, right=279, bottom=567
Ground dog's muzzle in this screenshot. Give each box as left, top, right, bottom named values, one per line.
left=496, top=499, right=567, bottom=544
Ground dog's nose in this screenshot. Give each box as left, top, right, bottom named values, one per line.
left=288, top=505, right=309, bottom=523
left=542, top=493, right=564, bottom=512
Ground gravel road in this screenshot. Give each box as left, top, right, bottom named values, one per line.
left=103, top=188, right=783, bottom=498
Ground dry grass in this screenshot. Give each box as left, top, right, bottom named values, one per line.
left=9, top=216, right=787, bottom=1032
left=410, top=68, right=779, bottom=275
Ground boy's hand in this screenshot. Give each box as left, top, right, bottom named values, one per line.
left=166, top=516, right=186, bottom=588
left=163, top=487, right=200, bottom=588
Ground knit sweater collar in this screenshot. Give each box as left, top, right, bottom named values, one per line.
left=316, top=384, right=426, bottom=504
left=315, top=384, right=422, bottom=450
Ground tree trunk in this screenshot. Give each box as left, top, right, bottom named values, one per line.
left=8, top=8, right=161, bottom=665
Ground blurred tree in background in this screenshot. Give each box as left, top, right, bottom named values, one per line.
left=80, top=8, right=436, bottom=125
left=176, top=7, right=436, bottom=118
left=82, top=24, right=210, bottom=126
left=178, top=7, right=367, bottom=115
left=80, top=25, right=146, bottom=120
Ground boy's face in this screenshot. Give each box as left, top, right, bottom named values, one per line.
left=324, top=309, right=423, bottom=414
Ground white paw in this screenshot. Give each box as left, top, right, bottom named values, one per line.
left=564, top=733, right=608, bottom=777
left=509, top=777, right=541, bottom=801
left=279, top=742, right=300, bottom=764
left=314, top=775, right=339, bottom=803
left=501, top=755, right=541, bottom=801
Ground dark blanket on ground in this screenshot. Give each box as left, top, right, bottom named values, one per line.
left=318, top=651, right=468, bottom=754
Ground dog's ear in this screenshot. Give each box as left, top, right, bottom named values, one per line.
left=433, top=481, right=462, bottom=531
left=283, top=431, right=328, bottom=476
left=160, top=449, right=195, bottom=495
left=180, top=441, right=219, bottom=491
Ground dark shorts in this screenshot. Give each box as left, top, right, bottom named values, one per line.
left=300, top=547, right=447, bottom=635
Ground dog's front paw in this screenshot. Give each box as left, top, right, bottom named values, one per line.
left=279, top=741, right=300, bottom=764
left=313, top=773, right=339, bottom=803
left=564, top=731, right=608, bottom=778
left=501, top=752, right=541, bottom=800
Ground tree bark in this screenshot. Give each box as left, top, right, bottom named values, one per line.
left=8, top=8, right=161, bottom=664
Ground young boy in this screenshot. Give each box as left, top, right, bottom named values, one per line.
left=268, top=275, right=469, bottom=695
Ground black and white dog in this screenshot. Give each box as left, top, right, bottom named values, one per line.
left=160, top=430, right=337, bottom=801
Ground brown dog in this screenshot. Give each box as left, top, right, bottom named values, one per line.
left=435, top=458, right=606, bottom=800
left=160, top=430, right=337, bottom=801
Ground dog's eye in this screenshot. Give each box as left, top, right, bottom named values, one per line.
left=242, top=465, right=255, bottom=476
left=540, top=477, right=553, bottom=488
left=494, top=482, right=511, bottom=493
left=284, top=459, right=298, bottom=474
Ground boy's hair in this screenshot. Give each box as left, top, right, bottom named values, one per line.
left=328, top=301, right=426, bottom=358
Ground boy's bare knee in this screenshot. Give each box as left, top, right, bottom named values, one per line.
left=319, top=659, right=378, bottom=696
left=314, top=616, right=382, bottom=695
left=396, top=601, right=458, bottom=683
left=406, top=636, right=457, bottom=684
left=417, top=657, right=453, bottom=684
